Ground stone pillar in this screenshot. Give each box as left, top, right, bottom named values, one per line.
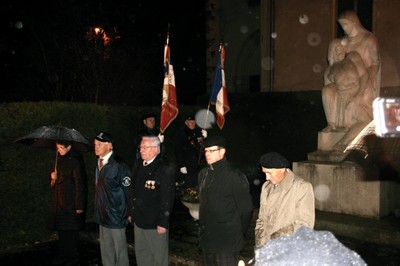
left=293, top=132, right=400, bottom=219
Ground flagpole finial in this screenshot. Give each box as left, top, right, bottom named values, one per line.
left=166, top=24, right=170, bottom=44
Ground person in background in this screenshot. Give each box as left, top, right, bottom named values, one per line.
left=255, top=152, right=315, bottom=247
left=128, top=136, right=176, bottom=266
left=174, top=114, right=207, bottom=190
left=198, top=134, right=253, bottom=266
left=49, top=140, right=88, bottom=266
left=134, top=113, right=165, bottom=160
left=93, top=132, right=131, bottom=266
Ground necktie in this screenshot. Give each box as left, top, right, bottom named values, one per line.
left=99, top=159, right=104, bottom=168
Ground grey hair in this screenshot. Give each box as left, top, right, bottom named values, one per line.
left=142, top=136, right=161, bottom=151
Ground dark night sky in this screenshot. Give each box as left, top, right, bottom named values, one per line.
left=1, top=0, right=206, bottom=105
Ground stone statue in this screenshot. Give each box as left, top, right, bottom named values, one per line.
left=338, top=10, right=381, bottom=96
left=321, top=10, right=381, bottom=152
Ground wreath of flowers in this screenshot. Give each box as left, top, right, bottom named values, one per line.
left=180, top=187, right=199, bottom=203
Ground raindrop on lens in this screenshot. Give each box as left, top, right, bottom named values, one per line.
left=262, top=56, right=274, bottom=71
left=314, top=184, right=330, bottom=202
left=307, top=32, right=321, bottom=46
left=299, top=14, right=309, bottom=25
left=313, top=64, right=322, bottom=73
left=15, top=21, right=23, bottom=29
left=240, top=25, right=249, bottom=34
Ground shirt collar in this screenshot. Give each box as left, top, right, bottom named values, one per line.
left=143, top=155, right=157, bottom=166
left=100, top=151, right=113, bottom=165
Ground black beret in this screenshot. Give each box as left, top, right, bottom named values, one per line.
left=142, top=113, right=156, bottom=120
left=94, top=132, right=113, bottom=143
left=185, top=114, right=195, bottom=120
left=259, top=152, right=290, bottom=168
left=203, top=134, right=226, bottom=148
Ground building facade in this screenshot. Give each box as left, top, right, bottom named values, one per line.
left=206, top=0, right=400, bottom=95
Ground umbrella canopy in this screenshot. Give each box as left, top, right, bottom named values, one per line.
left=14, top=125, right=92, bottom=152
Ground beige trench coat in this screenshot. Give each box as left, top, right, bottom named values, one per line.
left=255, top=169, right=315, bottom=247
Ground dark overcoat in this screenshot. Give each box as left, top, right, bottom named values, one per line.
left=48, top=149, right=88, bottom=231
left=198, top=158, right=253, bottom=253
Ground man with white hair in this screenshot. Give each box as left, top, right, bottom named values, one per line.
left=129, top=136, right=176, bottom=266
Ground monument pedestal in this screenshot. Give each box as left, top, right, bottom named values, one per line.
left=293, top=131, right=400, bottom=219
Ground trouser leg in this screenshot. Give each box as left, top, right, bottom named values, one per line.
left=99, top=225, right=129, bottom=266
left=134, top=224, right=169, bottom=266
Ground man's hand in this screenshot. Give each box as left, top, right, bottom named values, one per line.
left=157, top=226, right=167, bottom=234
left=201, top=129, right=207, bottom=138
left=50, top=171, right=57, bottom=187
left=180, top=167, right=188, bottom=174
left=158, top=133, right=165, bottom=143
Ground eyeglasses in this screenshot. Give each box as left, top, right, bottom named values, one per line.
left=204, top=148, right=221, bottom=154
left=140, top=146, right=157, bottom=150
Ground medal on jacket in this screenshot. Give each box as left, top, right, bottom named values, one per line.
left=145, top=180, right=156, bottom=189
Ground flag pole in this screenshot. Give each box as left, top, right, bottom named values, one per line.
left=160, top=25, right=170, bottom=132
left=54, top=149, right=58, bottom=172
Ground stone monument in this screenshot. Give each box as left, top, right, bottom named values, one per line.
left=293, top=10, right=400, bottom=219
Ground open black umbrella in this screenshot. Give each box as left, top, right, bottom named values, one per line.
left=14, top=125, right=92, bottom=175
left=14, top=125, right=92, bottom=152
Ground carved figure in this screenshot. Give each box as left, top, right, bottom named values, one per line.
left=338, top=10, right=381, bottom=97
left=321, top=10, right=380, bottom=152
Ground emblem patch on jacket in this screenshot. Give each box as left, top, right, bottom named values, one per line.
left=122, top=176, right=131, bottom=186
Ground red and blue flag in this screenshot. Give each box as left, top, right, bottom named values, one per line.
left=209, top=43, right=230, bottom=130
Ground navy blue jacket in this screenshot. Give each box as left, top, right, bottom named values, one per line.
left=93, top=152, right=132, bottom=229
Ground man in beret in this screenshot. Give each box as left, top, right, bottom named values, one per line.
left=255, top=152, right=315, bottom=247
left=198, top=134, right=253, bottom=265
left=93, top=132, right=132, bottom=266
